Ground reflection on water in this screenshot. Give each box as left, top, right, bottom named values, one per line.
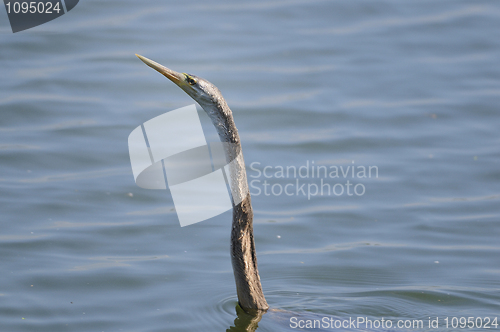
left=227, top=305, right=264, bottom=332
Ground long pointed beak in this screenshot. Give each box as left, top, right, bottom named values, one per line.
left=136, top=54, right=184, bottom=86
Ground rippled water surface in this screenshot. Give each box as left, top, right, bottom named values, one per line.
left=1, top=1, right=499, bottom=331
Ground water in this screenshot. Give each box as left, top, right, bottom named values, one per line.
left=1, top=0, right=499, bottom=331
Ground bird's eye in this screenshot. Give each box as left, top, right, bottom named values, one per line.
left=184, top=74, right=197, bottom=85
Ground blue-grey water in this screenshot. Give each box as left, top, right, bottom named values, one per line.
left=1, top=1, right=499, bottom=331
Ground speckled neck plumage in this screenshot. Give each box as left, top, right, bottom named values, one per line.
left=200, top=98, right=269, bottom=312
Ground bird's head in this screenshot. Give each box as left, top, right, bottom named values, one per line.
left=136, top=54, right=224, bottom=110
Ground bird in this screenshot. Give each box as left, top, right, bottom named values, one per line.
left=136, top=54, right=269, bottom=312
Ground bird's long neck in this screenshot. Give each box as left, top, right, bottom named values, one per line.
left=202, top=99, right=269, bottom=312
